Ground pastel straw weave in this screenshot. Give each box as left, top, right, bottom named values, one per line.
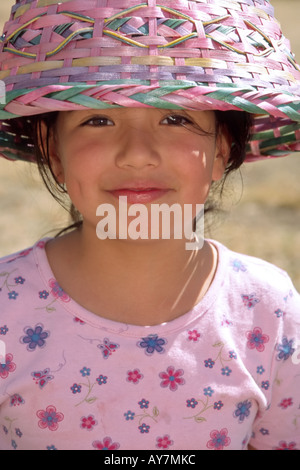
left=0, top=0, right=300, bottom=162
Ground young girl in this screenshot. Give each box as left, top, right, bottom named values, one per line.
left=0, top=0, right=299, bottom=451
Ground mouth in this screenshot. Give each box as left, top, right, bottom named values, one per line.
left=107, top=187, right=172, bottom=204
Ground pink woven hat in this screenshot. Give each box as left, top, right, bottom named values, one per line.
left=1, top=0, right=300, bottom=162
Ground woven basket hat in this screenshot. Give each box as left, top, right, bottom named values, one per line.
left=1, top=0, right=300, bottom=162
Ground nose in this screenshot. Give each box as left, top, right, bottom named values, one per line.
left=115, top=123, right=161, bottom=169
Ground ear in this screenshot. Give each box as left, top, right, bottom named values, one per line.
left=39, top=120, right=65, bottom=184
left=212, top=128, right=231, bottom=181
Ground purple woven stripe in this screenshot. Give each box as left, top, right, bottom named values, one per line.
left=5, top=72, right=299, bottom=92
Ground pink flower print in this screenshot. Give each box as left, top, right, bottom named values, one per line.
left=274, top=441, right=298, bottom=450
left=80, top=415, right=98, bottom=431
left=241, top=293, right=259, bottom=309
left=246, top=327, right=269, bottom=352
left=49, top=279, right=70, bottom=302
left=156, top=434, right=174, bottom=449
left=206, top=428, right=231, bottom=450
left=278, top=398, right=293, bottom=409
left=92, top=437, right=120, bottom=450
left=36, top=240, right=47, bottom=249
left=0, top=354, right=16, bottom=379
left=187, top=329, right=200, bottom=342
left=127, top=369, right=144, bottom=384
left=18, top=247, right=33, bottom=258
left=36, top=405, right=64, bottom=431
left=159, top=366, right=185, bottom=391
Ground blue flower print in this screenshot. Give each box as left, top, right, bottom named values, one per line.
left=230, top=259, right=247, bottom=272
left=234, top=400, right=252, bottom=423
left=186, top=398, right=198, bottom=409
left=137, top=334, right=167, bottom=356
left=204, top=359, right=215, bottom=369
left=8, top=291, right=18, bottom=300
left=221, top=367, right=232, bottom=376
left=39, top=290, right=49, bottom=300
left=259, top=428, right=269, bottom=436
left=20, top=324, right=50, bottom=352
left=139, top=423, right=150, bottom=434
left=214, top=401, right=224, bottom=410
left=0, top=325, right=8, bottom=335
left=70, top=383, right=82, bottom=394
left=229, top=351, right=237, bottom=359
left=256, top=365, right=265, bottom=375
left=274, top=308, right=285, bottom=318
left=124, top=411, right=135, bottom=421
left=138, top=399, right=149, bottom=409
left=14, top=276, right=25, bottom=285
left=80, top=367, right=91, bottom=377
left=276, top=337, right=295, bottom=361
left=261, top=381, right=270, bottom=390
left=96, top=375, right=108, bottom=385
left=203, top=387, right=214, bottom=397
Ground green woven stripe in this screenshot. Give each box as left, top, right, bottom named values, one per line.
left=48, top=85, right=97, bottom=101
left=164, top=19, right=187, bottom=28
left=208, top=87, right=265, bottom=114
left=130, top=83, right=195, bottom=108
left=0, top=110, right=19, bottom=119
left=259, top=132, right=299, bottom=150
left=1, top=88, right=37, bottom=107
left=278, top=104, right=300, bottom=122
left=252, top=123, right=300, bottom=141
left=130, top=93, right=182, bottom=108
left=67, top=94, right=117, bottom=108
left=108, top=18, right=132, bottom=31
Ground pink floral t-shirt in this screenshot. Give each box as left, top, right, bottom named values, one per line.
left=0, top=239, right=299, bottom=450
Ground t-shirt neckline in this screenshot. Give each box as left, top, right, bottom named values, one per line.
left=33, top=238, right=228, bottom=337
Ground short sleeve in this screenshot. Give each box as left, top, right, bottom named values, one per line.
left=249, top=279, right=300, bottom=450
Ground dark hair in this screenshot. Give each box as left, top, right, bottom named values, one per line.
left=215, top=110, right=253, bottom=175
left=28, top=109, right=253, bottom=235
left=31, top=112, right=83, bottom=234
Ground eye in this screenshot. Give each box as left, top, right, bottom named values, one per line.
left=160, top=114, right=193, bottom=126
left=81, top=116, right=114, bottom=127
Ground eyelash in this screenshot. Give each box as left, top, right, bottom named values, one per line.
left=160, top=114, right=194, bottom=126
left=81, top=114, right=194, bottom=128
left=82, top=117, right=114, bottom=127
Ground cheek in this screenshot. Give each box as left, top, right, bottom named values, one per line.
left=175, top=142, right=216, bottom=197
left=59, top=138, right=106, bottom=182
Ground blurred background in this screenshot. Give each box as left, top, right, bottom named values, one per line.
left=0, top=1, right=300, bottom=290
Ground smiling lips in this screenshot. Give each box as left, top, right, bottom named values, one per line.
left=108, top=187, right=171, bottom=204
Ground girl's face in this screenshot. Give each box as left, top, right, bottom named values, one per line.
left=46, top=108, right=229, bottom=239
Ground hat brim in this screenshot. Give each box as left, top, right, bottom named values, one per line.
left=1, top=1, right=300, bottom=162
left=1, top=80, right=300, bottom=162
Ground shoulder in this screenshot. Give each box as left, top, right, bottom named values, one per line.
left=0, top=239, right=48, bottom=267
left=0, top=239, right=50, bottom=298
left=212, top=239, right=300, bottom=334
left=213, top=239, right=298, bottom=296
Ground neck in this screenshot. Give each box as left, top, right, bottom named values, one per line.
left=46, top=225, right=216, bottom=326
